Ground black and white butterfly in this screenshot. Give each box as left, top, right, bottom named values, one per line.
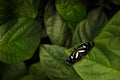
left=66, top=41, right=94, bottom=66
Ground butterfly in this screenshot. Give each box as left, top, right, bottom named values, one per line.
left=66, top=41, right=94, bottom=66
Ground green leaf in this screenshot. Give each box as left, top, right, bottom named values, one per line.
left=44, top=1, right=72, bottom=47
left=40, top=45, right=82, bottom=80
left=19, top=62, right=50, bottom=80
left=70, top=11, right=120, bottom=80
left=55, top=0, right=86, bottom=22
left=20, top=0, right=40, bottom=18
left=0, top=62, right=27, bottom=80
left=95, top=11, right=120, bottom=56
left=0, top=17, right=41, bottom=64
left=0, top=0, right=40, bottom=25
left=44, top=1, right=56, bottom=22
left=18, top=75, right=35, bottom=80
left=72, top=8, right=108, bottom=46
left=29, top=62, right=50, bottom=80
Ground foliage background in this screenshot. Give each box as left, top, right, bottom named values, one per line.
left=0, top=0, right=120, bottom=80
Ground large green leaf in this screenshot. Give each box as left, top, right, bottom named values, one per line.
left=19, top=62, right=50, bottom=80
left=40, top=45, right=82, bottom=80
left=0, top=0, right=40, bottom=26
left=55, top=0, right=86, bottom=22
left=20, top=0, right=40, bottom=18
left=67, top=11, right=120, bottom=80
left=95, top=11, right=120, bottom=56
left=0, top=17, right=41, bottom=64
left=44, top=1, right=72, bottom=47
left=72, top=8, right=107, bottom=46
left=0, top=62, right=26, bottom=80
left=29, top=62, right=50, bottom=80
